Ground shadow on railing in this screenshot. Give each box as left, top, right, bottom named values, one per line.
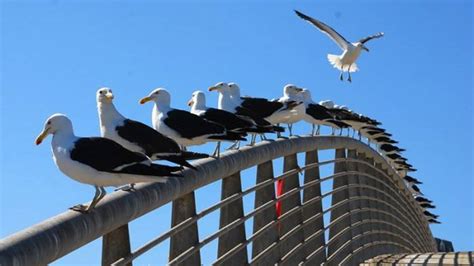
left=0, top=136, right=437, bottom=265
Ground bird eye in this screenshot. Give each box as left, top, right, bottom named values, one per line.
left=47, top=121, right=51, bottom=125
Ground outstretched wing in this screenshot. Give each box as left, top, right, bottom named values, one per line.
left=359, top=32, right=384, bottom=44
left=294, top=10, right=350, bottom=51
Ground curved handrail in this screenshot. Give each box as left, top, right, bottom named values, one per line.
left=0, top=136, right=433, bottom=265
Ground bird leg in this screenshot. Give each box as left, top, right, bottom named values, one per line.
left=227, top=140, right=240, bottom=150
left=347, top=66, right=352, bottom=82
left=260, top=134, right=267, bottom=141
left=339, top=128, right=343, bottom=136
left=276, top=124, right=282, bottom=138
left=331, top=127, right=335, bottom=135
left=311, top=124, right=315, bottom=136
left=249, top=134, right=256, bottom=146
left=70, top=186, right=106, bottom=213
left=212, top=142, right=221, bottom=158
left=115, top=183, right=135, bottom=192
left=288, top=124, right=293, bottom=136
left=339, top=71, right=344, bottom=81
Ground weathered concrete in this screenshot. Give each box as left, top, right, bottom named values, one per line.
left=252, top=161, right=280, bottom=265
left=217, top=172, right=248, bottom=266
left=278, top=153, right=305, bottom=265
left=169, top=192, right=200, bottom=265
left=302, top=150, right=326, bottom=265
left=102, top=224, right=132, bottom=266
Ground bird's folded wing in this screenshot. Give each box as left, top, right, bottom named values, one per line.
left=164, top=109, right=225, bottom=139
left=70, top=137, right=150, bottom=172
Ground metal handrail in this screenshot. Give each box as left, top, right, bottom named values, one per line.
left=0, top=136, right=435, bottom=265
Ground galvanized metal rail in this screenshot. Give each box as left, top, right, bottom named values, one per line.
left=0, top=136, right=437, bottom=265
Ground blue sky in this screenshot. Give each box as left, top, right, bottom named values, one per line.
left=1, top=0, right=472, bottom=264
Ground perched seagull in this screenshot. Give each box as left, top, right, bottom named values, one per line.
left=410, top=184, right=423, bottom=196
left=420, top=202, right=436, bottom=209
left=140, top=88, right=246, bottom=157
left=427, top=218, right=441, bottom=224
left=423, top=210, right=439, bottom=219
left=403, top=175, right=422, bottom=185
left=415, top=196, right=433, bottom=204
left=35, top=114, right=180, bottom=212
left=294, top=10, right=384, bottom=82
left=380, top=144, right=405, bottom=155
left=299, top=89, right=349, bottom=135
left=210, top=82, right=303, bottom=136
left=96, top=88, right=208, bottom=172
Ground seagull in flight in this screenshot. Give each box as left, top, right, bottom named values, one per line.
left=294, top=10, right=384, bottom=82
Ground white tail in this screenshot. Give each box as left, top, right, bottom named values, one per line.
left=327, top=54, right=358, bottom=72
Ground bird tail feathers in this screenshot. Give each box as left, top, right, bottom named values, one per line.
left=327, top=54, right=358, bottom=72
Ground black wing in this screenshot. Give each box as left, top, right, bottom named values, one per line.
left=116, top=119, right=181, bottom=156
left=71, top=137, right=149, bottom=172
left=164, top=109, right=225, bottom=139
left=240, top=97, right=284, bottom=118
left=359, top=32, right=384, bottom=44
left=306, top=104, right=334, bottom=120
left=200, top=108, right=253, bottom=131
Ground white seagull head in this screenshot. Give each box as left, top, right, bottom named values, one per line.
left=300, top=89, right=312, bottom=102
left=283, top=84, right=303, bottom=97
left=208, top=82, right=228, bottom=92
left=227, top=83, right=241, bottom=98
left=35, top=113, right=73, bottom=145
left=96, top=87, right=114, bottom=104
left=188, top=90, right=206, bottom=110
left=140, top=88, right=171, bottom=107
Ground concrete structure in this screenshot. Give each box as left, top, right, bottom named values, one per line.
left=0, top=136, right=454, bottom=265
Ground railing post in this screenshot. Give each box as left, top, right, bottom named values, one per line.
left=217, top=171, right=248, bottom=265
left=279, top=153, right=305, bottom=264
left=102, top=224, right=132, bottom=266
left=169, top=192, right=201, bottom=265
left=345, top=149, right=362, bottom=265
left=327, top=148, right=351, bottom=264
left=302, top=149, right=326, bottom=265
left=252, top=161, right=280, bottom=264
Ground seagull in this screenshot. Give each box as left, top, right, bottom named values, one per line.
left=423, top=210, right=439, bottom=219
left=427, top=218, right=441, bottom=224
left=294, top=10, right=384, bottom=82
left=379, top=144, right=405, bottom=155
left=415, top=196, right=433, bottom=204
left=210, top=82, right=303, bottom=136
left=140, top=88, right=246, bottom=157
left=35, top=114, right=180, bottom=212
left=403, top=175, right=422, bottom=185
left=97, top=88, right=208, bottom=172
left=268, top=84, right=306, bottom=136
left=299, top=89, right=350, bottom=135
left=410, top=184, right=423, bottom=196
left=420, top=202, right=436, bottom=209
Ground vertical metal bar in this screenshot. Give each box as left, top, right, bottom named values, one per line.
left=302, top=150, right=326, bottom=265
left=374, top=162, right=395, bottom=255
left=327, top=148, right=351, bottom=264
left=364, top=157, right=383, bottom=257
left=102, top=224, right=132, bottom=266
left=217, top=172, right=248, bottom=265
left=169, top=192, right=201, bottom=266
left=279, top=153, right=305, bottom=265
left=252, top=161, right=280, bottom=265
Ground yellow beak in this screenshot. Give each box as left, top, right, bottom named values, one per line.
left=139, top=96, right=152, bottom=104
left=208, top=86, right=218, bottom=92
left=105, top=93, right=114, bottom=100
left=187, top=100, right=194, bottom=106
left=35, top=128, right=49, bottom=145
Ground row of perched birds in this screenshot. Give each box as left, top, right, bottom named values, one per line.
left=35, top=83, right=438, bottom=223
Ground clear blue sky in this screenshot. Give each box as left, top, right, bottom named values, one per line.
left=1, top=0, right=472, bottom=264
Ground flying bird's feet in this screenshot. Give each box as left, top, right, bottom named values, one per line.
left=70, top=204, right=90, bottom=213
left=347, top=76, right=352, bottom=82
left=339, top=73, right=344, bottom=81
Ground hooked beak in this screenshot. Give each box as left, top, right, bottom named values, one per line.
left=139, top=96, right=152, bottom=104
left=35, top=128, right=50, bottom=145
left=105, top=93, right=114, bottom=101
left=208, top=86, right=218, bottom=92
left=187, top=99, right=194, bottom=106
left=362, top=46, right=370, bottom=52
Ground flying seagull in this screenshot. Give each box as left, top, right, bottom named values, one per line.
left=35, top=114, right=180, bottom=212
left=140, top=88, right=246, bottom=157
left=96, top=87, right=208, bottom=172
left=294, top=10, right=384, bottom=82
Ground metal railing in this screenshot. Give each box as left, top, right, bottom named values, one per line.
left=0, top=136, right=437, bottom=265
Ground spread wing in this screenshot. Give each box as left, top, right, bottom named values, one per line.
left=359, top=32, right=384, bottom=44
left=295, top=10, right=350, bottom=51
